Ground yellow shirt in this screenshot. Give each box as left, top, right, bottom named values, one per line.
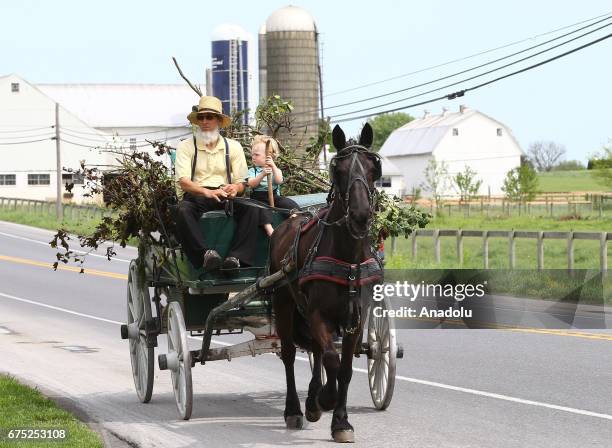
left=175, top=135, right=248, bottom=200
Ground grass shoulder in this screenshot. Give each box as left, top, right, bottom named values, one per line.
left=0, top=374, right=103, bottom=448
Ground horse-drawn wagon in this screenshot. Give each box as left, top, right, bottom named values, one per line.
left=120, top=124, right=402, bottom=442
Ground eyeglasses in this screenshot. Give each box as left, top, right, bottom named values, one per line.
left=196, top=113, right=217, bottom=121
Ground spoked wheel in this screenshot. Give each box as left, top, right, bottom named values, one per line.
left=126, top=260, right=154, bottom=403
left=367, top=296, right=397, bottom=410
left=307, top=351, right=327, bottom=386
left=166, top=301, right=193, bottom=420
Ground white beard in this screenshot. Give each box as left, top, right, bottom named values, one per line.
left=195, top=128, right=220, bottom=146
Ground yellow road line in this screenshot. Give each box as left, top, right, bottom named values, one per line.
left=0, top=254, right=127, bottom=280
left=398, top=315, right=612, bottom=341
left=1, top=253, right=610, bottom=341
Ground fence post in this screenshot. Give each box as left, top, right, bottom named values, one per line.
left=483, top=230, right=489, bottom=269
left=389, top=237, right=396, bottom=256
left=508, top=230, right=516, bottom=269
left=567, top=231, right=575, bottom=272
left=411, top=232, right=418, bottom=260
left=456, top=229, right=463, bottom=266
left=600, top=232, right=608, bottom=276
left=433, top=229, right=440, bottom=264
left=537, top=231, right=544, bottom=270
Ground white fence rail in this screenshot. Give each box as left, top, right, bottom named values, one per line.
left=389, top=229, right=610, bottom=273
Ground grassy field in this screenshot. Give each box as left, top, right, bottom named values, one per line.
left=386, top=213, right=612, bottom=270
left=0, top=209, right=101, bottom=237
left=0, top=374, right=102, bottom=447
left=537, top=169, right=609, bottom=192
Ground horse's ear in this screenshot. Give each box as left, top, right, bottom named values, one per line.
left=359, top=122, right=373, bottom=148
left=332, top=125, right=346, bottom=150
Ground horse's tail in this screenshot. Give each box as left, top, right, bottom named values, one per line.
left=292, top=311, right=313, bottom=352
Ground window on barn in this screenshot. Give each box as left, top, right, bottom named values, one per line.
left=375, top=176, right=392, bottom=188
left=129, top=138, right=137, bottom=151
left=28, top=173, right=50, bottom=185
left=497, top=128, right=503, bottom=136
left=62, top=173, right=84, bottom=184
left=11, top=83, right=20, bottom=93
left=0, top=174, right=16, bottom=185
left=452, top=128, right=459, bottom=136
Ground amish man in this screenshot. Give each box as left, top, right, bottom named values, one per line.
left=175, top=96, right=258, bottom=270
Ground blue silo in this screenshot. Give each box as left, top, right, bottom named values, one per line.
left=211, top=24, right=250, bottom=125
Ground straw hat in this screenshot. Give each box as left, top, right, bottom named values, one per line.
left=187, top=96, right=232, bottom=128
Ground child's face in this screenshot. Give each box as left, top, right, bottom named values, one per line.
left=251, top=143, right=267, bottom=166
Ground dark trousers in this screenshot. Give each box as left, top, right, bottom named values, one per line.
left=176, top=193, right=260, bottom=268
left=250, top=191, right=300, bottom=226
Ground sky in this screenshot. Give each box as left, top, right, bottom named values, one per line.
left=1, top=0, right=611, bottom=162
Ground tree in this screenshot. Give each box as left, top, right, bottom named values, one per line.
left=502, top=164, right=539, bottom=202
left=367, top=112, right=414, bottom=152
left=421, top=159, right=450, bottom=207
left=453, top=166, right=483, bottom=202
left=527, top=141, right=566, bottom=172
left=590, top=139, right=612, bottom=189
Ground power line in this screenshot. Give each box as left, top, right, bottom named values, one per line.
left=324, top=10, right=612, bottom=97
left=330, top=31, right=612, bottom=125
left=61, top=125, right=191, bottom=137
left=0, top=132, right=55, bottom=140
left=326, top=22, right=612, bottom=121
left=0, top=138, right=52, bottom=145
left=0, top=126, right=53, bottom=134
left=297, top=16, right=612, bottom=116
left=59, top=129, right=192, bottom=144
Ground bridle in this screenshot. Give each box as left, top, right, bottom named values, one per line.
left=321, top=145, right=381, bottom=239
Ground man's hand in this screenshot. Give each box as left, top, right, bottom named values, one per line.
left=221, top=183, right=240, bottom=198
left=203, top=188, right=228, bottom=202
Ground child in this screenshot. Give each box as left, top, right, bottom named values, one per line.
left=247, top=135, right=299, bottom=236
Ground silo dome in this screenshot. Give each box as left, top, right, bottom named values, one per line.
left=211, top=23, right=250, bottom=41
left=266, top=5, right=317, bottom=32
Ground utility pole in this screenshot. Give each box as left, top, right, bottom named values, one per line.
left=316, top=32, right=327, bottom=165
left=55, top=102, right=63, bottom=220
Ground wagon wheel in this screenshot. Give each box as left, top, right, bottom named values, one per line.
left=367, top=296, right=397, bottom=410
left=166, top=301, right=193, bottom=420
left=307, top=351, right=327, bottom=386
left=127, top=259, right=154, bottom=403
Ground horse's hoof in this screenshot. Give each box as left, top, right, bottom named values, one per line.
left=284, top=415, right=304, bottom=429
left=332, top=429, right=355, bottom=443
left=305, top=408, right=322, bottom=422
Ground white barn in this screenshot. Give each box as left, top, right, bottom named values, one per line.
left=0, top=74, right=113, bottom=203
left=0, top=74, right=198, bottom=203
left=375, top=156, right=405, bottom=197
left=379, top=105, right=523, bottom=197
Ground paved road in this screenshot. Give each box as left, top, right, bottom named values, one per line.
left=1, top=220, right=611, bottom=447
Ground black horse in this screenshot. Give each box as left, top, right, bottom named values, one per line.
left=269, top=123, right=383, bottom=443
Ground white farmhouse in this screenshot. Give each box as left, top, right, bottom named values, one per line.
left=379, top=105, right=523, bottom=197
left=375, top=156, right=405, bottom=197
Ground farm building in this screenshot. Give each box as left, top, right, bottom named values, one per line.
left=0, top=74, right=196, bottom=203
left=378, top=105, right=523, bottom=197
left=375, top=156, right=405, bottom=198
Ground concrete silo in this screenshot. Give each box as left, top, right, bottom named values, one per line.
left=211, top=24, right=252, bottom=124
left=260, top=5, right=320, bottom=149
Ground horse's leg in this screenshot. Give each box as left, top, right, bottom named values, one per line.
left=273, top=291, right=303, bottom=429
left=331, top=331, right=359, bottom=443
left=310, top=309, right=339, bottom=412
left=305, top=340, right=323, bottom=422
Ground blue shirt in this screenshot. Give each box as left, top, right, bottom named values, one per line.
left=248, top=166, right=281, bottom=193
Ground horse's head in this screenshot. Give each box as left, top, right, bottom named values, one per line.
left=328, top=123, right=381, bottom=239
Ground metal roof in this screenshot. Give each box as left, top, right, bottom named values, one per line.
left=37, top=83, right=199, bottom=128
left=265, top=5, right=317, bottom=32
left=379, top=108, right=480, bottom=157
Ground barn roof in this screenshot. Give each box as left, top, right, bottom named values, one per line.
left=378, top=106, right=520, bottom=158
left=37, top=83, right=199, bottom=128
